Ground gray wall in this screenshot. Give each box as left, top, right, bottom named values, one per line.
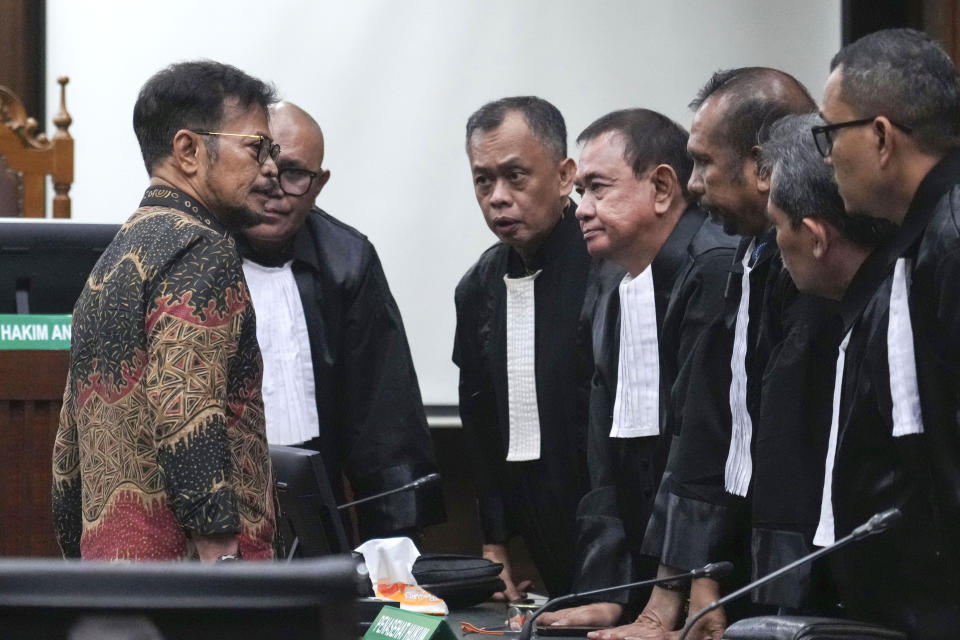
left=47, top=0, right=841, bottom=405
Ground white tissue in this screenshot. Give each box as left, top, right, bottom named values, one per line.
left=355, top=537, right=421, bottom=588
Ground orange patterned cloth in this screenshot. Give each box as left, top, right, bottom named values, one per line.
left=51, top=186, right=275, bottom=560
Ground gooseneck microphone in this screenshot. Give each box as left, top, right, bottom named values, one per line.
left=517, top=561, right=734, bottom=640
left=336, top=473, right=441, bottom=510
left=284, top=472, right=442, bottom=561
left=677, top=507, right=902, bottom=640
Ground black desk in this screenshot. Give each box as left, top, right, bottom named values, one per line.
left=445, top=602, right=587, bottom=639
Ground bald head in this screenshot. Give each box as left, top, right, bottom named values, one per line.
left=244, top=101, right=331, bottom=257
left=691, top=67, right=816, bottom=159
left=270, top=101, right=326, bottom=168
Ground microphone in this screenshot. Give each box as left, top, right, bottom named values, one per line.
left=677, top=507, right=902, bottom=640
left=517, top=561, right=733, bottom=640
left=336, top=473, right=441, bottom=510
left=850, top=507, right=900, bottom=540
left=410, top=473, right=442, bottom=490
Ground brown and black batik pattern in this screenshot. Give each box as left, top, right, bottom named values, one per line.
left=52, top=188, right=274, bottom=560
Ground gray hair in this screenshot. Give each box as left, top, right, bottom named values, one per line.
left=831, top=28, right=960, bottom=154
left=760, top=113, right=893, bottom=247
left=466, top=96, right=567, bottom=161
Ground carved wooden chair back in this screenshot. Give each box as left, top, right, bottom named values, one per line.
left=0, top=77, right=73, bottom=218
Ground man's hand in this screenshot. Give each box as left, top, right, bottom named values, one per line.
left=193, top=532, right=240, bottom=562
left=483, top=543, right=533, bottom=602
left=538, top=602, right=623, bottom=628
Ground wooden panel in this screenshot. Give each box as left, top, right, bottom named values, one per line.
left=923, top=0, right=960, bottom=64
left=0, top=0, right=57, bottom=218
left=843, top=0, right=960, bottom=66
left=0, top=350, right=69, bottom=400
left=0, top=399, right=14, bottom=553
left=0, top=399, right=62, bottom=556
left=0, top=0, right=45, bottom=126
left=842, top=0, right=924, bottom=44
left=25, top=400, right=62, bottom=556
left=0, top=350, right=67, bottom=557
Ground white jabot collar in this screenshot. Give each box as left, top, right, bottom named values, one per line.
left=504, top=270, right=543, bottom=461
left=888, top=258, right=924, bottom=437
left=813, top=330, right=852, bottom=547
left=610, top=267, right=660, bottom=438
left=725, top=240, right=755, bottom=497
left=242, top=259, right=320, bottom=445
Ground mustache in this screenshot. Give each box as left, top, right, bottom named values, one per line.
left=253, top=176, right=282, bottom=197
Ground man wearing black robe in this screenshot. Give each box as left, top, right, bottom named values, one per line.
left=760, top=112, right=898, bottom=620
left=242, top=102, right=444, bottom=540
left=816, top=29, right=960, bottom=637
left=454, top=97, right=590, bottom=598
left=611, top=69, right=827, bottom=640
left=533, top=109, right=737, bottom=631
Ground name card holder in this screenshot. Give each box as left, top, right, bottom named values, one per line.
left=364, top=606, right=457, bottom=640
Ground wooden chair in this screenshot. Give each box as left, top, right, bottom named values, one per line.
left=0, top=77, right=73, bottom=218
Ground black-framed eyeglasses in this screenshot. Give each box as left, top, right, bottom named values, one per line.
left=190, top=131, right=281, bottom=165
left=278, top=167, right=322, bottom=196
left=811, top=117, right=913, bottom=158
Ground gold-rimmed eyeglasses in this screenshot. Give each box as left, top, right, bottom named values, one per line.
left=190, top=131, right=281, bottom=165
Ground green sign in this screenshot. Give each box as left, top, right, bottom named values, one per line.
left=0, top=314, right=72, bottom=350
left=363, top=606, right=456, bottom=640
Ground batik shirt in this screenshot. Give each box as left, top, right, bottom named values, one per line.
left=52, top=186, right=274, bottom=560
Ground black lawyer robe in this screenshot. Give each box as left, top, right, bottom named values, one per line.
left=830, top=277, right=960, bottom=637
left=642, top=232, right=838, bottom=611
left=453, top=200, right=592, bottom=597
left=641, top=235, right=781, bottom=572
left=826, top=150, right=960, bottom=637
left=243, top=207, right=445, bottom=539
left=572, top=208, right=737, bottom=606
left=751, top=287, right=838, bottom=608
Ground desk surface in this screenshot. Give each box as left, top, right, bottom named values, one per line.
left=446, top=602, right=589, bottom=640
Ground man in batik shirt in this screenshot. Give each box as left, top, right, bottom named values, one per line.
left=52, top=60, right=279, bottom=561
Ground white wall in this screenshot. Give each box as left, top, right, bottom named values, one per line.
left=46, top=0, right=841, bottom=405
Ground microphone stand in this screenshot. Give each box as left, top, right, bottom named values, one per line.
left=517, top=561, right=734, bottom=640
left=677, top=508, right=902, bottom=640
left=337, top=473, right=441, bottom=510
left=284, top=473, right=441, bottom=561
